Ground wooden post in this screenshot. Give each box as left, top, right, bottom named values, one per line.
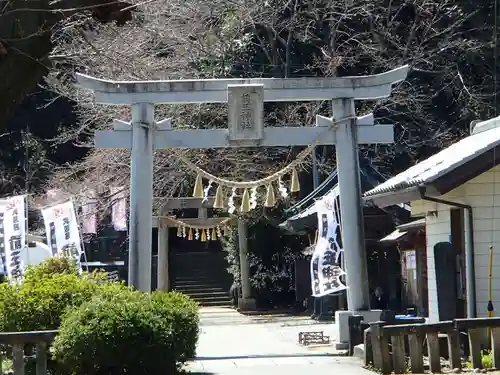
left=35, top=341, right=47, bottom=375
left=415, top=241, right=427, bottom=316
left=371, top=322, right=392, bottom=373
left=12, top=343, right=24, bottom=375
left=370, top=323, right=383, bottom=369
left=468, top=328, right=483, bottom=369
left=447, top=330, right=462, bottom=370
left=391, top=334, right=406, bottom=374
left=455, top=317, right=500, bottom=370
left=363, top=327, right=373, bottom=366
left=491, top=327, right=500, bottom=370
left=384, top=323, right=427, bottom=374
left=408, top=331, right=424, bottom=373
left=427, top=332, right=442, bottom=373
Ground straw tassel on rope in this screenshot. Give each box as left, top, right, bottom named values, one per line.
left=188, top=228, right=193, bottom=240
left=211, top=228, right=217, bottom=240
left=240, top=188, right=251, bottom=212
left=193, top=174, right=204, bottom=198
left=264, top=184, right=276, bottom=208
left=290, top=168, right=300, bottom=193
left=213, top=185, right=224, bottom=209
left=201, top=229, right=207, bottom=242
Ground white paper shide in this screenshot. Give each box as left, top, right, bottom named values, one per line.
left=0, top=196, right=26, bottom=280
left=41, top=200, right=83, bottom=271
left=310, top=192, right=346, bottom=297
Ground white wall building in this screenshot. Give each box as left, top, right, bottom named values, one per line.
left=364, top=115, right=500, bottom=322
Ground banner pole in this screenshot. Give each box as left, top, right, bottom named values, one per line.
left=23, top=128, right=31, bottom=267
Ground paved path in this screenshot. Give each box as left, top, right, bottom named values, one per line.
left=185, top=307, right=374, bottom=375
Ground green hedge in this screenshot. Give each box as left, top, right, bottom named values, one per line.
left=23, top=256, right=79, bottom=280
left=150, top=291, right=200, bottom=361
left=0, top=258, right=200, bottom=375
left=0, top=258, right=127, bottom=332
left=52, top=291, right=199, bottom=375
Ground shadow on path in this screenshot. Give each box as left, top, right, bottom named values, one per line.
left=194, top=353, right=346, bottom=361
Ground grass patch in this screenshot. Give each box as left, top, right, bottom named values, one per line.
left=2, top=357, right=13, bottom=372
left=465, top=349, right=493, bottom=369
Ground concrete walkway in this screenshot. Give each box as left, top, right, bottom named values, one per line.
left=185, top=307, right=374, bottom=375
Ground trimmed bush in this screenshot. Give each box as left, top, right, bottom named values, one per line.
left=23, top=257, right=79, bottom=281
left=0, top=258, right=200, bottom=375
left=150, top=291, right=200, bottom=361
left=52, top=291, right=199, bottom=375
left=0, top=259, right=130, bottom=332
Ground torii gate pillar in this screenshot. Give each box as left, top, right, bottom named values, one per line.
left=333, top=99, right=370, bottom=311
left=129, top=103, right=154, bottom=292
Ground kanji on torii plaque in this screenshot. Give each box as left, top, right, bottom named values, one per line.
left=77, top=66, right=408, bottom=314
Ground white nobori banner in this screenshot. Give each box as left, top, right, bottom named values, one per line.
left=41, top=200, right=82, bottom=271
left=0, top=195, right=26, bottom=280
left=310, top=188, right=347, bottom=297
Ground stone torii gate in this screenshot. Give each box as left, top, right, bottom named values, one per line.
left=77, top=66, right=408, bottom=312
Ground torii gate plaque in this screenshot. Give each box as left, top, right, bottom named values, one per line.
left=77, top=66, right=408, bottom=314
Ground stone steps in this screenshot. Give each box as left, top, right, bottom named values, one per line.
left=171, top=251, right=232, bottom=307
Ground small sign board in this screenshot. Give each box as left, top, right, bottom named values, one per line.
left=227, top=84, right=264, bottom=145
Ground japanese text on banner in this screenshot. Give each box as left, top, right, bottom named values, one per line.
left=310, top=190, right=346, bottom=297
left=41, top=200, right=83, bottom=272
left=0, top=196, right=26, bottom=281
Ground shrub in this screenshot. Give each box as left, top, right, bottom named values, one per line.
left=150, top=291, right=200, bottom=361
left=52, top=291, right=200, bottom=375
left=23, top=257, right=78, bottom=281
left=0, top=259, right=130, bottom=332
